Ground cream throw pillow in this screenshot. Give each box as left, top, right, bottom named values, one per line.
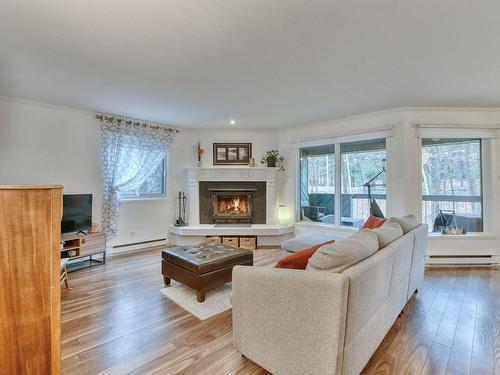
left=390, top=215, right=419, bottom=234
left=307, top=229, right=379, bottom=272
left=371, top=218, right=403, bottom=248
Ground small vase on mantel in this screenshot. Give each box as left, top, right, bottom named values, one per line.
left=197, top=142, right=204, bottom=168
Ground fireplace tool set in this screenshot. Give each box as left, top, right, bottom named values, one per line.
left=175, top=191, right=188, bottom=227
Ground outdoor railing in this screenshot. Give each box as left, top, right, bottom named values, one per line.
left=304, top=193, right=481, bottom=231
left=422, top=195, right=482, bottom=232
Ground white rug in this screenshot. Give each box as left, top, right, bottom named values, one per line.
left=160, top=281, right=232, bottom=320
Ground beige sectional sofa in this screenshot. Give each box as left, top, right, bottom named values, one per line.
left=232, top=218, right=428, bottom=375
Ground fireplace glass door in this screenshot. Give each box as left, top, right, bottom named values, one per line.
left=212, top=194, right=253, bottom=223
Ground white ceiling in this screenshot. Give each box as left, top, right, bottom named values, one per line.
left=1, top=0, right=500, bottom=128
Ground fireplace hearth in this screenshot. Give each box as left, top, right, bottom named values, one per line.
left=199, top=181, right=266, bottom=224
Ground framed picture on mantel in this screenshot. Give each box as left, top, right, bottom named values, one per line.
left=213, top=143, right=252, bottom=165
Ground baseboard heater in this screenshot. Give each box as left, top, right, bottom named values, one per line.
left=426, top=254, right=499, bottom=266
left=111, top=237, right=169, bottom=254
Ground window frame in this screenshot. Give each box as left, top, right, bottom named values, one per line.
left=297, top=138, right=387, bottom=227
left=118, top=156, right=168, bottom=201
left=420, top=138, right=486, bottom=233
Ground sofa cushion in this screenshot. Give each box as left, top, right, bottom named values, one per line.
left=390, top=214, right=419, bottom=234
left=371, top=218, right=403, bottom=248
left=307, top=229, right=378, bottom=272
left=363, top=215, right=386, bottom=229
left=281, top=234, right=346, bottom=253
left=275, top=240, right=336, bottom=269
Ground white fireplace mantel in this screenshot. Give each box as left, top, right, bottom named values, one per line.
left=181, top=167, right=279, bottom=225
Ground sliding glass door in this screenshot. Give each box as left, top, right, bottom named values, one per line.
left=299, top=138, right=386, bottom=228
left=341, top=139, right=386, bottom=227
left=299, top=145, right=335, bottom=222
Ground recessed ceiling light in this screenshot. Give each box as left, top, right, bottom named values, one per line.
left=229, top=120, right=236, bottom=125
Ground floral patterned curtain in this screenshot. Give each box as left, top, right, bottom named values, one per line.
left=98, top=114, right=177, bottom=239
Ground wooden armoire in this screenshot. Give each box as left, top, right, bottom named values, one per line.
left=0, top=185, right=63, bottom=374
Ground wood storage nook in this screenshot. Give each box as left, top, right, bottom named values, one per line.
left=238, top=236, right=257, bottom=250
left=222, top=236, right=239, bottom=247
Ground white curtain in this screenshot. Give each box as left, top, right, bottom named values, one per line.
left=99, top=114, right=177, bottom=239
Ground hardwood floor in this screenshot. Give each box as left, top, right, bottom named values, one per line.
left=61, top=248, right=500, bottom=375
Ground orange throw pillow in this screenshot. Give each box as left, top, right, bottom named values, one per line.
left=275, top=240, right=336, bottom=270
left=363, top=215, right=386, bottom=229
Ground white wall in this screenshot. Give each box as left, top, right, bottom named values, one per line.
left=402, top=109, right=500, bottom=261
left=174, top=128, right=280, bottom=169
left=0, top=98, right=170, bottom=250
left=2, top=96, right=499, bottom=260
left=0, top=98, right=103, bottom=218
left=278, top=108, right=500, bottom=261
left=0, top=97, right=279, bottom=252
left=127, top=127, right=279, bottom=244
left=167, top=127, right=280, bottom=226
left=278, top=109, right=405, bottom=218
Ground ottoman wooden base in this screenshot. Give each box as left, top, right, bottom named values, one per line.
left=162, top=259, right=252, bottom=302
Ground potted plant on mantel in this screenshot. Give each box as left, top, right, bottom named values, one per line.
left=261, top=149, right=285, bottom=171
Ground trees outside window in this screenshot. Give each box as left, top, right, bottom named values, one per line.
left=421, top=139, right=483, bottom=232
left=119, top=158, right=167, bottom=199
left=341, top=139, right=386, bottom=226
left=300, top=139, right=386, bottom=227
left=300, top=145, right=335, bottom=222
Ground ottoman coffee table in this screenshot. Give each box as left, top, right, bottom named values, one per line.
left=161, top=241, right=253, bottom=302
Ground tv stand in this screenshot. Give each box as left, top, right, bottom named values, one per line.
left=61, top=232, right=106, bottom=272
left=76, top=230, right=87, bottom=236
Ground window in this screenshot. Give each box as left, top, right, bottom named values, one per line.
left=299, top=138, right=386, bottom=228
left=341, top=139, right=386, bottom=227
left=300, top=145, right=335, bottom=222
left=421, top=138, right=483, bottom=232
left=118, top=157, right=167, bottom=199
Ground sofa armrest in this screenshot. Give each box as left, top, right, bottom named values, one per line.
left=232, top=266, right=349, bottom=375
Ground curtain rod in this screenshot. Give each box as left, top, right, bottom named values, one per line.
left=96, top=113, right=179, bottom=133
left=289, top=125, right=394, bottom=145
left=416, top=123, right=500, bottom=129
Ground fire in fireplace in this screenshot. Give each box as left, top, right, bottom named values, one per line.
left=212, top=194, right=253, bottom=223
left=199, top=182, right=266, bottom=224
left=217, top=196, right=249, bottom=215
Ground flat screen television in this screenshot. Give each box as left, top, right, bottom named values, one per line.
left=61, top=194, right=92, bottom=234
